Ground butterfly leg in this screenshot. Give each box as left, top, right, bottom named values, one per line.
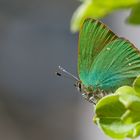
left=82, top=93, right=96, bottom=104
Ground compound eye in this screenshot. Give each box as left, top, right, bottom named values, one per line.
left=78, top=83, right=81, bottom=89
left=78, top=83, right=82, bottom=92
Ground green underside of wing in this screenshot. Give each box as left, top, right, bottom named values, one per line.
left=79, top=38, right=140, bottom=92
left=78, top=19, right=140, bottom=92
left=78, top=18, right=117, bottom=75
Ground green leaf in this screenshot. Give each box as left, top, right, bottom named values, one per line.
left=115, top=86, right=140, bottom=109
left=127, top=3, right=140, bottom=24
left=78, top=0, right=90, bottom=2
left=71, top=0, right=140, bottom=32
left=70, top=1, right=111, bottom=32
left=95, top=94, right=125, bottom=118
left=133, top=76, right=140, bottom=93
left=94, top=0, right=139, bottom=9
left=94, top=86, right=140, bottom=139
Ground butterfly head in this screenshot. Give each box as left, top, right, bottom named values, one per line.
left=56, top=66, right=104, bottom=104
left=74, top=81, right=83, bottom=93
left=75, top=81, right=108, bottom=104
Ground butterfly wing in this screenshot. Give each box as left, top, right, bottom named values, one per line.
left=78, top=18, right=140, bottom=92
left=88, top=38, right=140, bottom=92
left=78, top=18, right=118, bottom=86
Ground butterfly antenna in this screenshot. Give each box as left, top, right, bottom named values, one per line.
left=56, top=66, right=79, bottom=81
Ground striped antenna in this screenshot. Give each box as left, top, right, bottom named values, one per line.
left=56, top=66, right=79, bottom=81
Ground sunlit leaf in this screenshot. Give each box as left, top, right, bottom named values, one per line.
left=127, top=3, right=140, bottom=24
left=71, top=0, right=140, bottom=32
left=94, top=0, right=139, bottom=9
left=133, top=76, right=140, bottom=93
left=70, top=1, right=111, bottom=32
left=115, top=86, right=140, bottom=108
left=94, top=85, right=140, bottom=139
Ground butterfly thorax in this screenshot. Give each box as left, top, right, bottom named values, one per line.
left=75, top=81, right=108, bottom=104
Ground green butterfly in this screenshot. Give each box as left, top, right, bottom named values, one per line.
left=57, top=18, right=140, bottom=104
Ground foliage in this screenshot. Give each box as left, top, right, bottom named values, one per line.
left=71, top=0, right=140, bottom=32
left=94, top=76, right=140, bottom=139
left=127, top=3, right=140, bottom=24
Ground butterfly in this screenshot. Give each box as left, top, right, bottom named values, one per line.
left=57, top=18, right=140, bottom=104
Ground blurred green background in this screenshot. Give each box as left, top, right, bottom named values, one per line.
left=0, top=0, right=140, bottom=140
